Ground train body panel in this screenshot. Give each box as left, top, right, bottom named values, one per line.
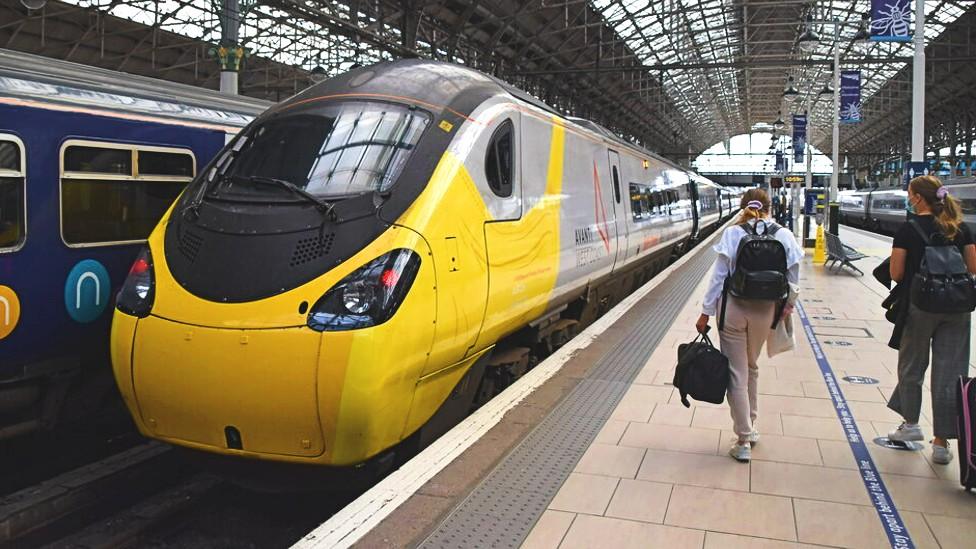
left=0, top=48, right=268, bottom=437
left=111, top=60, right=738, bottom=466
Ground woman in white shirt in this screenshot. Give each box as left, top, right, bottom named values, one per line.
left=695, top=188, right=804, bottom=462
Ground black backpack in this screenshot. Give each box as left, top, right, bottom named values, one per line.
left=673, top=331, right=729, bottom=408
left=719, top=221, right=790, bottom=330
left=908, top=220, right=976, bottom=314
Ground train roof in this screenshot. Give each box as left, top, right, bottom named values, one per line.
left=284, top=59, right=714, bottom=184
left=0, top=48, right=270, bottom=128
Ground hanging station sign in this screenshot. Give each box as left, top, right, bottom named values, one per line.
left=775, top=150, right=785, bottom=172
left=792, top=114, right=806, bottom=163
left=870, top=0, right=912, bottom=42
left=839, top=70, right=862, bottom=124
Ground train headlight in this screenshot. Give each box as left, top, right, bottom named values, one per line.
left=116, top=247, right=155, bottom=318
left=307, top=249, right=420, bottom=332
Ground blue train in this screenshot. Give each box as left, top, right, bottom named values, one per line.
left=0, top=49, right=269, bottom=438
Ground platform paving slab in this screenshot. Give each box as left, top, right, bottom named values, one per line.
left=519, top=228, right=976, bottom=548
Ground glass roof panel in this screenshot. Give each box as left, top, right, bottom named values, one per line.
left=59, top=1, right=970, bottom=152
left=592, top=0, right=968, bottom=147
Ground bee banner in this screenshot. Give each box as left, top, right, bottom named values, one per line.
left=839, top=70, right=862, bottom=124
left=792, top=114, right=806, bottom=164
left=870, top=0, right=912, bottom=42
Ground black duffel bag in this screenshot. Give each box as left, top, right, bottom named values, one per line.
left=673, top=329, right=730, bottom=408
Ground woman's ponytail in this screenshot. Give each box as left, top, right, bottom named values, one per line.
left=937, top=192, right=964, bottom=240
left=737, top=188, right=771, bottom=225
left=910, top=175, right=963, bottom=239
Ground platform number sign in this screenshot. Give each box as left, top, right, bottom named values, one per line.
left=0, top=285, right=21, bottom=340
left=64, top=260, right=110, bottom=323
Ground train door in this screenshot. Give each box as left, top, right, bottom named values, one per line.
left=607, top=150, right=626, bottom=269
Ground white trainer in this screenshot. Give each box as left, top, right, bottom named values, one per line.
left=747, top=430, right=760, bottom=445
left=888, top=422, right=924, bottom=442
left=932, top=443, right=953, bottom=465
left=729, top=442, right=751, bottom=462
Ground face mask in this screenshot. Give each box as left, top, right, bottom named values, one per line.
left=906, top=196, right=916, bottom=214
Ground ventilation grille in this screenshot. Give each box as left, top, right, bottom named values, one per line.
left=179, top=230, right=204, bottom=263
left=290, top=234, right=335, bottom=267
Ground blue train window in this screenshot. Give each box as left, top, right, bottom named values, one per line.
left=64, top=145, right=131, bottom=174
left=0, top=137, right=25, bottom=251
left=139, top=151, right=194, bottom=177
left=60, top=141, right=195, bottom=246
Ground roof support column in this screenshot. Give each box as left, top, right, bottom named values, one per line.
left=215, top=0, right=246, bottom=95
left=911, top=0, right=925, bottom=163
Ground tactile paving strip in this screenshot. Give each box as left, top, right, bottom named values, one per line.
left=419, top=248, right=716, bottom=549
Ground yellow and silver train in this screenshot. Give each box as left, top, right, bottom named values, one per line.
left=111, top=60, right=738, bottom=469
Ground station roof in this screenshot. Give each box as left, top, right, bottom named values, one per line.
left=6, top=1, right=976, bottom=162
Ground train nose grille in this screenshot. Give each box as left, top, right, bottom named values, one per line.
left=290, top=234, right=336, bottom=267
left=178, top=230, right=204, bottom=263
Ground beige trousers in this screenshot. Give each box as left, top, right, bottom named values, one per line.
left=718, top=296, right=775, bottom=438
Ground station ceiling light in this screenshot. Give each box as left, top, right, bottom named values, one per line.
left=310, top=65, right=327, bottom=83
left=852, top=13, right=871, bottom=46
left=819, top=82, right=834, bottom=96
left=773, top=116, right=785, bottom=129
left=798, top=14, right=820, bottom=53
left=782, top=75, right=799, bottom=98
left=21, top=0, right=46, bottom=8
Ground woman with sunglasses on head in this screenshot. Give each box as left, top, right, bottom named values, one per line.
left=697, top=188, right=804, bottom=462
left=887, top=175, right=976, bottom=465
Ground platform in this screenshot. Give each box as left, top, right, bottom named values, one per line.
left=296, top=226, right=976, bottom=549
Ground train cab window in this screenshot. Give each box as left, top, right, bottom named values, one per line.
left=485, top=120, right=514, bottom=197
left=0, top=138, right=25, bottom=251
left=60, top=142, right=195, bottom=246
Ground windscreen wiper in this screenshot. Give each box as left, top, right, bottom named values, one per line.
left=228, top=174, right=338, bottom=221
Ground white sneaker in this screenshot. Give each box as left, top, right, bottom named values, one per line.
left=747, top=430, right=760, bottom=445
left=888, top=423, right=924, bottom=442
left=729, top=442, right=751, bottom=462
left=932, top=443, right=953, bottom=465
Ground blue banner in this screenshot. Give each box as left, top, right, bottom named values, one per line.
left=871, top=0, right=912, bottom=42
left=792, top=115, right=806, bottom=164
left=903, top=161, right=928, bottom=189
left=839, top=70, right=861, bottom=124
left=775, top=150, right=785, bottom=172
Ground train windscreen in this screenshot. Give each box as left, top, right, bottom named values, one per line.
left=213, top=102, right=430, bottom=199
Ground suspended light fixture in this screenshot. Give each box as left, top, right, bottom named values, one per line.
left=783, top=75, right=800, bottom=98
left=852, top=13, right=871, bottom=46
left=797, top=14, right=821, bottom=53
left=21, top=0, right=46, bottom=8
left=819, top=82, right=834, bottom=96
left=310, top=65, right=327, bottom=83
left=773, top=115, right=785, bottom=129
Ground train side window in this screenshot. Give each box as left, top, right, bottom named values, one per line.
left=64, top=145, right=131, bottom=175
left=139, top=151, right=194, bottom=177
left=61, top=141, right=195, bottom=246
left=485, top=120, right=514, bottom=198
left=0, top=137, right=26, bottom=251
left=629, top=183, right=643, bottom=221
